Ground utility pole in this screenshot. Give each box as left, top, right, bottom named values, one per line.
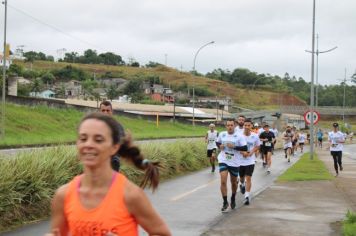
left=1, top=0, right=8, bottom=139
left=309, top=0, right=316, bottom=160
left=305, top=35, right=337, bottom=108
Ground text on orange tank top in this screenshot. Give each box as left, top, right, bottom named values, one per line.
left=64, top=173, right=138, bottom=236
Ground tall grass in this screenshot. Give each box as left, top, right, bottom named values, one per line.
left=0, top=140, right=208, bottom=232
left=343, top=210, right=356, bottom=236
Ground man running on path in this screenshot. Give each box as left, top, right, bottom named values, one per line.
left=99, top=100, right=124, bottom=172
left=216, top=119, right=247, bottom=212
left=317, top=129, right=324, bottom=148
left=259, top=123, right=275, bottom=174
left=205, top=123, right=219, bottom=172
left=298, top=131, right=306, bottom=153
left=234, top=115, right=245, bottom=135
left=282, top=126, right=293, bottom=163
left=240, top=119, right=260, bottom=205
left=328, top=122, right=345, bottom=177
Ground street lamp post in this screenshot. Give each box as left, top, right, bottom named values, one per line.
left=309, top=0, right=316, bottom=160
left=192, top=41, right=214, bottom=126
left=1, top=0, right=8, bottom=139
left=305, top=34, right=337, bottom=108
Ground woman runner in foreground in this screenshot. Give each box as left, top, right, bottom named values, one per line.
left=45, top=113, right=171, bottom=236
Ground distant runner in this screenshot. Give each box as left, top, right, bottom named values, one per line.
left=240, top=119, right=260, bottom=205
left=282, top=126, right=293, bottom=163
left=291, top=126, right=298, bottom=156
left=234, top=115, right=245, bottom=135
left=99, top=100, right=125, bottom=172
left=259, top=123, right=275, bottom=174
left=298, top=131, right=306, bottom=153
left=205, top=123, right=219, bottom=172
left=216, top=119, right=248, bottom=212
left=270, top=123, right=279, bottom=154
left=317, top=129, right=323, bottom=148
left=328, top=122, right=345, bottom=177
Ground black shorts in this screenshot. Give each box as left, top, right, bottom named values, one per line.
left=299, top=142, right=304, bottom=146
left=262, top=147, right=273, bottom=155
left=318, top=138, right=323, bottom=142
left=207, top=148, right=217, bottom=157
left=330, top=151, right=342, bottom=159
left=219, top=163, right=239, bottom=177
left=239, top=164, right=255, bottom=177
left=292, top=141, right=297, bottom=146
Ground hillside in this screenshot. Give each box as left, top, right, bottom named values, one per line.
left=14, top=60, right=306, bottom=110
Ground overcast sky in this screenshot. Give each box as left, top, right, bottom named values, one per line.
left=2, top=0, right=356, bottom=85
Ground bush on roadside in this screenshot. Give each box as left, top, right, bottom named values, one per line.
left=343, top=210, right=356, bottom=236
left=0, top=140, right=208, bottom=232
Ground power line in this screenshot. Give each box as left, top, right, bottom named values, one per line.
left=7, top=3, right=106, bottom=51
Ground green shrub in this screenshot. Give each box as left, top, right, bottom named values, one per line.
left=0, top=140, right=208, bottom=232
left=343, top=211, right=356, bottom=236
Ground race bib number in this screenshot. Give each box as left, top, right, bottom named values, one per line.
left=225, top=152, right=234, bottom=160
left=265, top=142, right=271, bottom=147
left=208, top=139, right=215, bottom=143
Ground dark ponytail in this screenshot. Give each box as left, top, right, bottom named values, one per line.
left=80, top=112, right=160, bottom=191
left=118, top=135, right=160, bottom=191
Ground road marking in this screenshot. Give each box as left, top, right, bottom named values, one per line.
left=170, top=179, right=217, bottom=201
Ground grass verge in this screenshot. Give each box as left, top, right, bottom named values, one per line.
left=277, top=152, right=333, bottom=182
left=0, top=140, right=208, bottom=232
left=343, top=211, right=356, bottom=236
left=0, top=103, right=207, bottom=148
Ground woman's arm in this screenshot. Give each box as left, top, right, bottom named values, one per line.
left=46, top=184, right=69, bottom=236
left=125, top=182, right=171, bottom=236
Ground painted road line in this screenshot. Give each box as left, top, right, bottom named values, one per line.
left=170, top=179, right=217, bottom=201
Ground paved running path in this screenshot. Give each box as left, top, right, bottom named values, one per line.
left=204, top=143, right=356, bottom=236
left=2, top=150, right=301, bottom=236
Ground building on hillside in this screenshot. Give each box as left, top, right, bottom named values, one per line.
left=192, top=96, right=232, bottom=111
left=0, top=54, right=12, bottom=68
left=100, top=78, right=127, bottom=89
left=143, top=83, right=175, bottom=103
left=63, top=80, right=82, bottom=98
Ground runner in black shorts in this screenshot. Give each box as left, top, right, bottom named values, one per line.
left=240, top=119, right=260, bottom=205
left=205, top=124, right=219, bottom=172
left=259, top=124, right=275, bottom=174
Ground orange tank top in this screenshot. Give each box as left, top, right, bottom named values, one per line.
left=64, top=173, right=138, bottom=236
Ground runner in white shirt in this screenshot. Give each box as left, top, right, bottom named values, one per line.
left=234, top=115, right=245, bottom=135
left=298, top=132, right=306, bottom=153
left=216, top=119, right=248, bottom=212
left=328, top=122, right=345, bottom=176
left=205, top=123, right=219, bottom=172
left=270, top=124, right=279, bottom=154
left=240, top=119, right=260, bottom=205
left=282, top=126, right=293, bottom=163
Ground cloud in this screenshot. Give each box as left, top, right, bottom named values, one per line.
left=5, top=0, right=356, bottom=84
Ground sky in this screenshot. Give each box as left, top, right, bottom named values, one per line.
left=2, top=0, right=356, bottom=85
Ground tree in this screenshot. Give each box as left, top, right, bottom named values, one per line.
left=123, top=79, right=142, bottom=95
left=106, top=84, right=119, bottom=101
left=146, top=61, right=162, bottom=68
left=8, top=64, right=24, bottom=77
left=31, top=78, right=43, bottom=95
left=99, top=52, right=124, bottom=65
left=41, top=72, right=55, bottom=85
left=352, top=72, right=356, bottom=84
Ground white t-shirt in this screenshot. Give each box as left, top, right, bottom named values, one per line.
left=234, top=126, right=244, bottom=135
left=328, top=131, right=345, bottom=152
left=298, top=133, right=306, bottom=143
left=270, top=128, right=278, bottom=138
left=240, top=133, right=260, bottom=166
left=282, top=131, right=293, bottom=145
left=206, top=130, right=218, bottom=150
left=217, top=131, right=247, bottom=167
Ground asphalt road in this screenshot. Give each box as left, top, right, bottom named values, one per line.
left=2, top=148, right=302, bottom=236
